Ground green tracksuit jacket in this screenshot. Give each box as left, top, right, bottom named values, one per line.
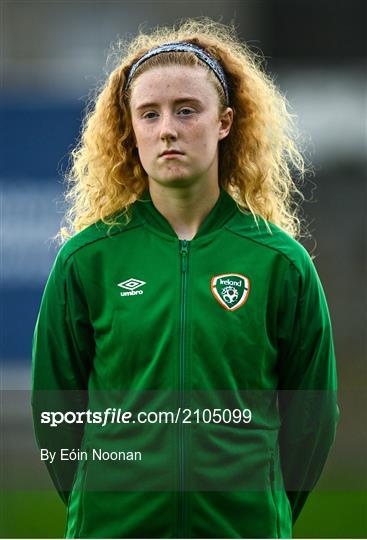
left=32, top=188, right=339, bottom=539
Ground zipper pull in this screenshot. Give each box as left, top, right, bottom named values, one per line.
left=180, top=240, right=189, bottom=273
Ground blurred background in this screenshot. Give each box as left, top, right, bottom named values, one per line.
left=1, top=0, right=366, bottom=537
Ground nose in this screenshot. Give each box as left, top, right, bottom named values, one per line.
left=159, top=112, right=177, bottom=141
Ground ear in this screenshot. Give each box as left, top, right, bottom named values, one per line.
left=218, top=107, right=234, bottom=141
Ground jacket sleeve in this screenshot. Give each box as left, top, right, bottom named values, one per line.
left=277, top=250, right=339, bottom=524
left=31, top=249, right=94, bottom=505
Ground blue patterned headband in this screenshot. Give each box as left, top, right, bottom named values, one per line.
left=125, top=41, right=230, bottom=105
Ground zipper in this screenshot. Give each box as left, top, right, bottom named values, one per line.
left=178, top=239, right=189, bottom=538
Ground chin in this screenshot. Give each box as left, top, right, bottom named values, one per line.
left=149, top=174, right=198, bottom=189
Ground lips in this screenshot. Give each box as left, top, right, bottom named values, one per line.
left=160, top=150, right=184, bottom=157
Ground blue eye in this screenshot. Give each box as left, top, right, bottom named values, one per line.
left=142, top=112, right=158, bottom=120
left=178, top=108, right=194, bottom=115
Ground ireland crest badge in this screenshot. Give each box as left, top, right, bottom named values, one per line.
left=211, top=273, right=250, bottom=311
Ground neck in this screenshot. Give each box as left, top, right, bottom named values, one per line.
left=147, top=180, right=220, bottom=240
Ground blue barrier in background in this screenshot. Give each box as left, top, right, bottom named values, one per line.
left=1, top=101, right=84, bottom=362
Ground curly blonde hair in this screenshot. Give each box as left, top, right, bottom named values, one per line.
left=59, top=17, right=310, bottom=242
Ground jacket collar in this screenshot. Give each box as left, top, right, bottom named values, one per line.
left=133, top=187, right=238, bottom=240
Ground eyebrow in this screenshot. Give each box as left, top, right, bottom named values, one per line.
left=135, top=97, right=203, bottom=111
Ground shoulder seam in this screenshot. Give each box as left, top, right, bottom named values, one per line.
left=62, top=222, right=143, bottom=265
left=224, top=225, right=304, bottom=278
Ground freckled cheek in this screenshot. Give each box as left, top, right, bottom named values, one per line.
left=190, top=131, right=213, bottom=155
left=193, top=123, right=213, bottom=141
left=135, top=132, right=156, bottom=159
left=139, top=147, right=156, bottom=166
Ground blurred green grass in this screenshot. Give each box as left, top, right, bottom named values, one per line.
left=293, top=491, right=367, bottom=538
left=1, top=490, right=366, bottom=538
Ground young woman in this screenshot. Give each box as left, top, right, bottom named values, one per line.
left=32, top=19, right=339, bottom=539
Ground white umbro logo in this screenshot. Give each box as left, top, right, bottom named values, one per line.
left=118, top=278, right=146, bottom=290
left=118, top=278, right=146, bottom=297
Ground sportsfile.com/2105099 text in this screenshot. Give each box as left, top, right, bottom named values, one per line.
left=40, top=408, right=252, bottom=427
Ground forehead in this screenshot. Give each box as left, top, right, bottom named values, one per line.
left=129, top=64, right=217, bottom=106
